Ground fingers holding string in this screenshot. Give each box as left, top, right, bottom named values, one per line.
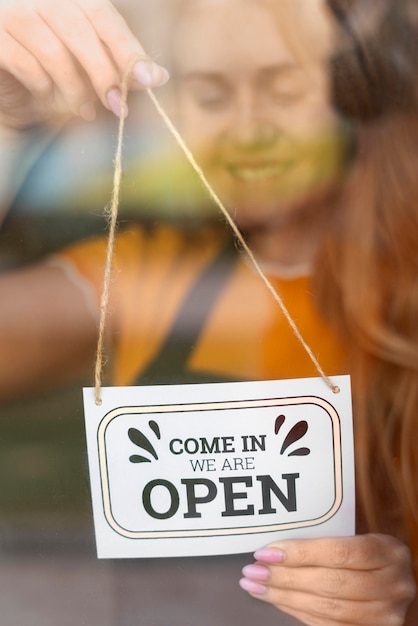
left=0, top=0, right=169, bottom=122
left=43, top=0, right=169, bottom=115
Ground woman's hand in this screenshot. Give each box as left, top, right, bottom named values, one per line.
left=0, top=0, right=169, bottom=127
left=239, top=534, right=416, bottom=625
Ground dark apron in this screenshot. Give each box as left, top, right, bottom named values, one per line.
left=134, top=239, right=242, bottom=386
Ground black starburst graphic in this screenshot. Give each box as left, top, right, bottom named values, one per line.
left=128, top=420, right=161, bottom=463
left=274, top=415, right=311, bottom=456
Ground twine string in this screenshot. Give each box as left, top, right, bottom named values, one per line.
left=94, top=70, right=130, bottom=406
left=94, top=68, right=340, bottom=405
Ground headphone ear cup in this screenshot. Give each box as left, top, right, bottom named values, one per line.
left=327, top=0, right=418, bottom=121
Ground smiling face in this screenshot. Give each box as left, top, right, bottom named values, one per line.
left=171, top=0, right=348, bottom=230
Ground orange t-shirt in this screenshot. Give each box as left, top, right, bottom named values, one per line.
left=56, top=223, right=347, bottom=385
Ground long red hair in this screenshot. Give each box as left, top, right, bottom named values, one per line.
left=315, top=114, right=418, bottom=550
left=315, top=0, right=418, bottom=572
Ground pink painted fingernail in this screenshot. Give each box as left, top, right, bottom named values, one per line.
left=106, top=88, right=128, bottom=118
left=239, top=577, right=266, bottom=596
left=133, top=60, right=170, bottom=87
left=242, top=564, right=270, bottom=581
left=253, top=548, right=285, bottom=564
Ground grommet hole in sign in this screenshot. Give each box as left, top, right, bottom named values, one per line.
left=83, top=62, right=354, bottom=560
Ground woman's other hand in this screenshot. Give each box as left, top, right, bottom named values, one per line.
left=240, top=534, right=416, bottom=625
left=0, top=0, right=169, bottom=127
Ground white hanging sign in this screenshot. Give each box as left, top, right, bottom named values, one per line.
left=83, top=376, right=355, bottom=559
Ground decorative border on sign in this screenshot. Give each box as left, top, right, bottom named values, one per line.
left=97, top=396, right=342, bottom=539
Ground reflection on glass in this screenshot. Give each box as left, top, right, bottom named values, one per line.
left=0, top=0, right=417, bottom=624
